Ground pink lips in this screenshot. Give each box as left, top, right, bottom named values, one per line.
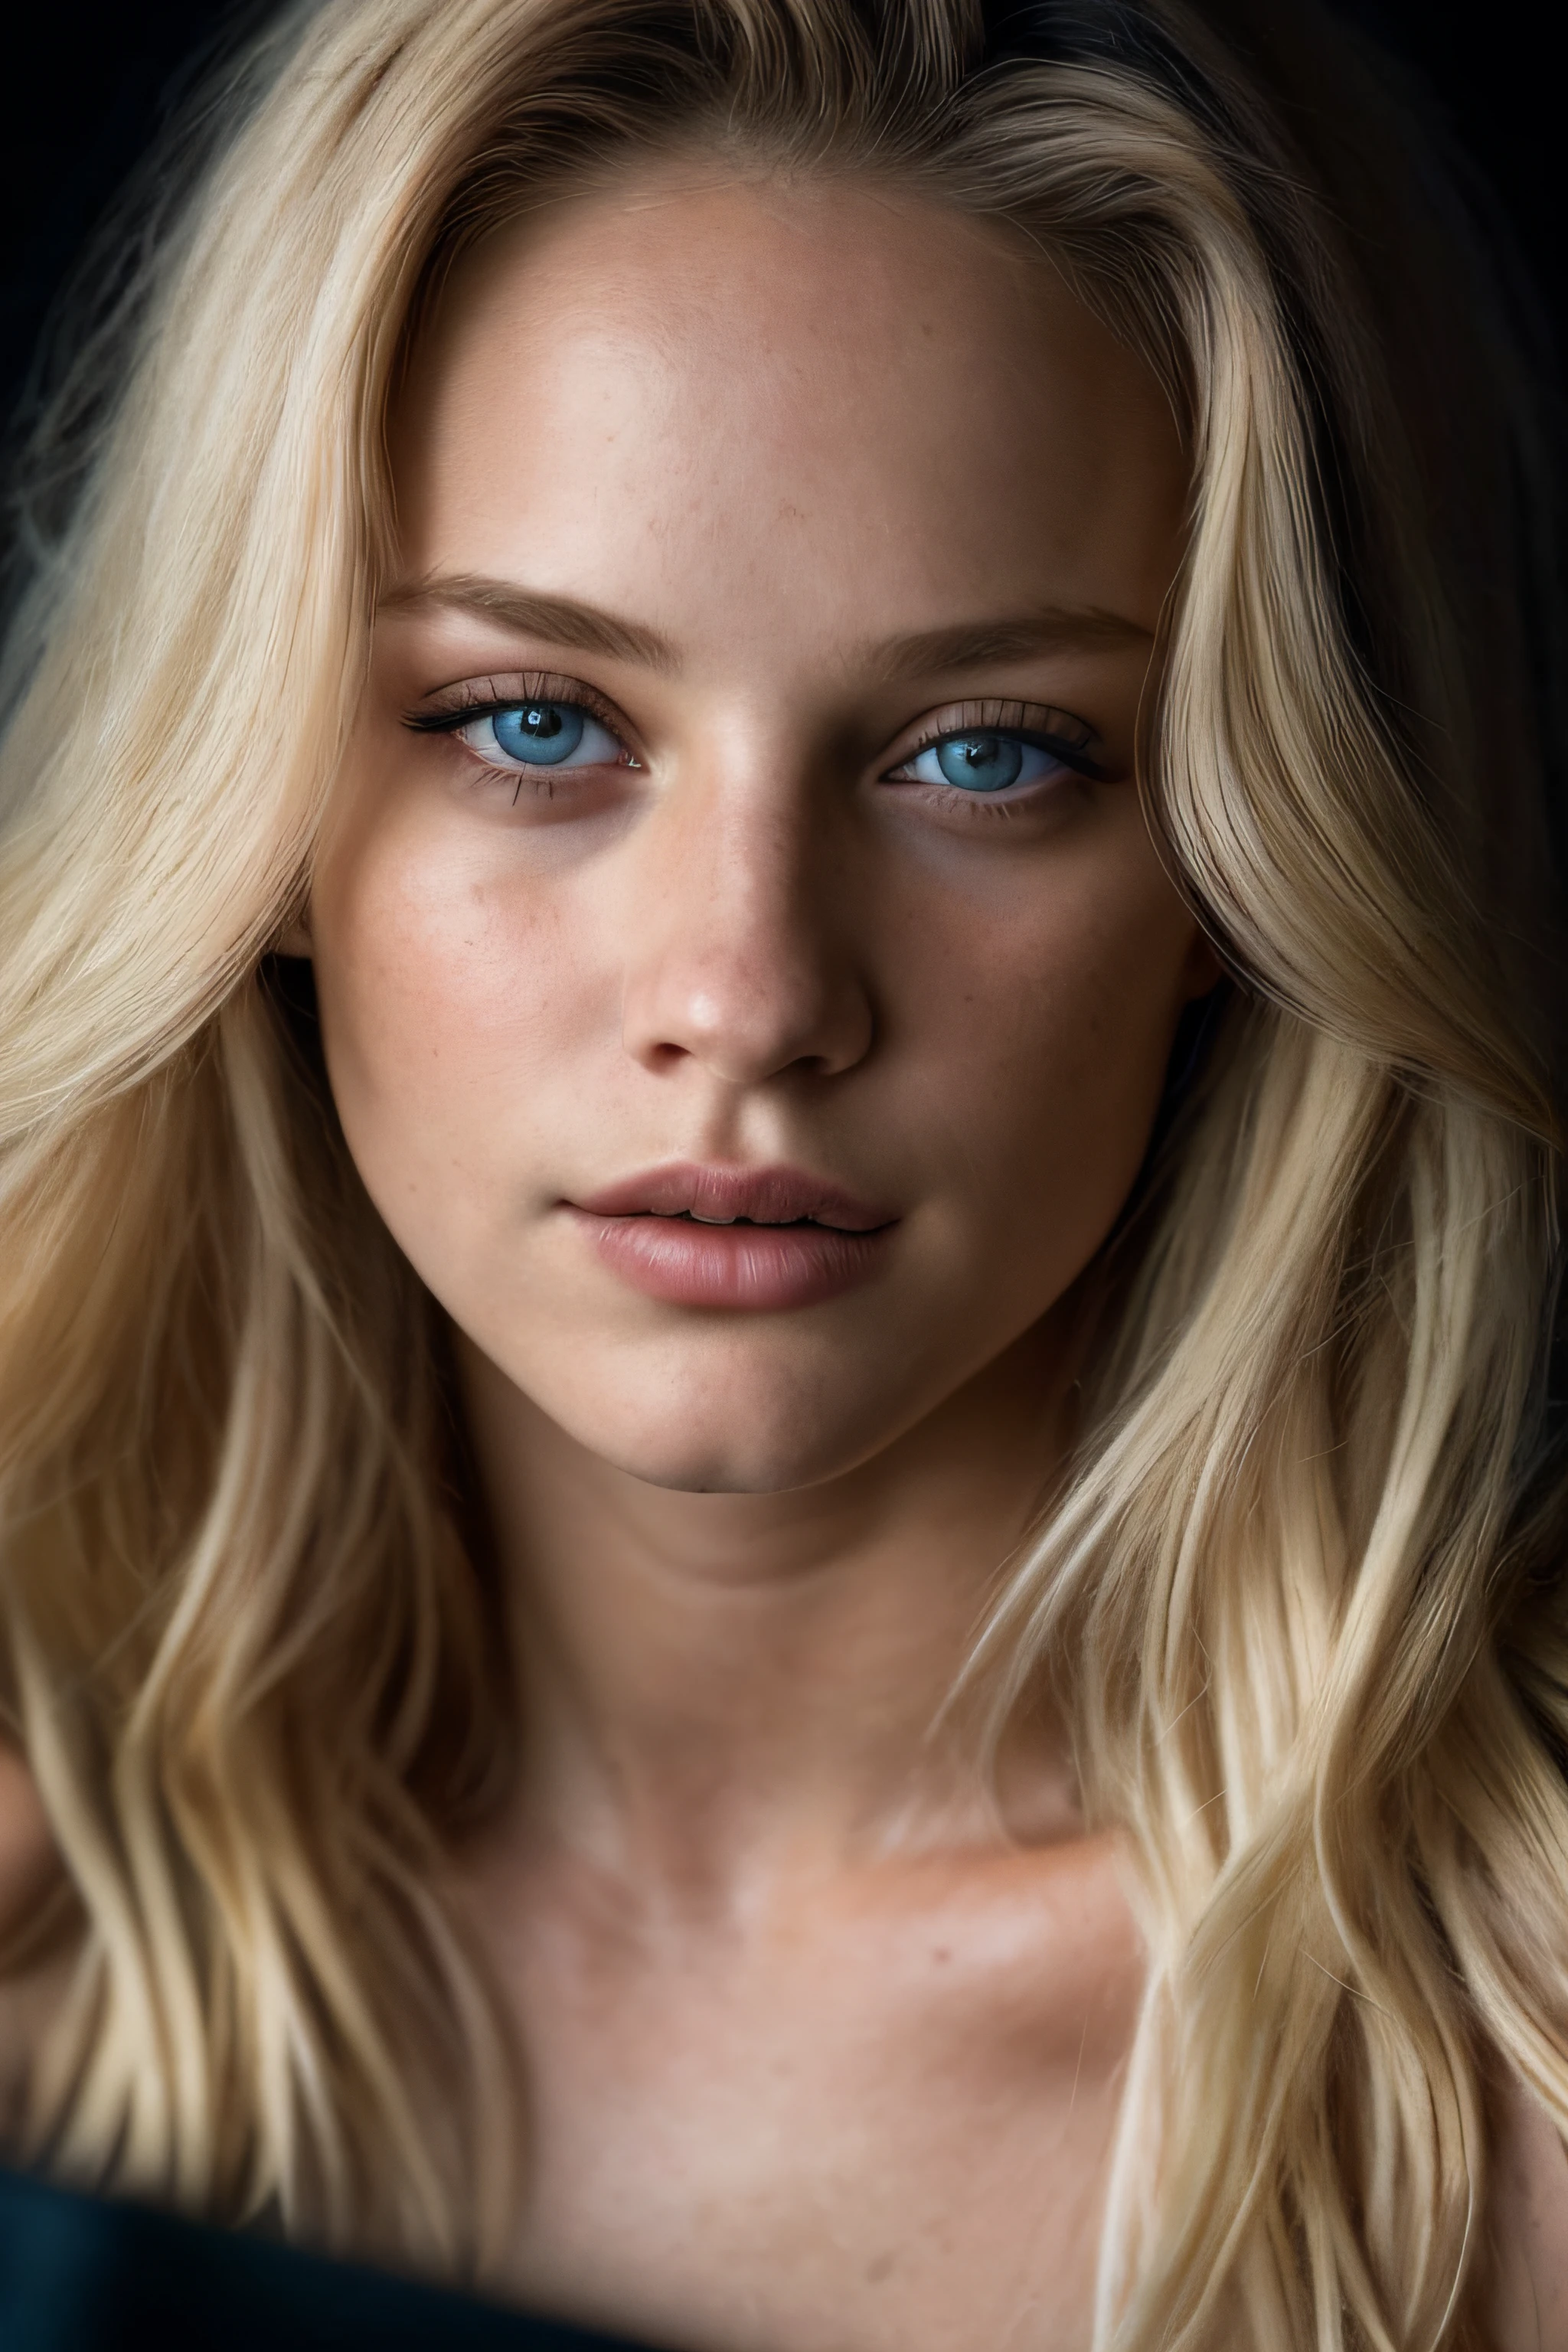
left=568, top=1162, right=897, bottom=1310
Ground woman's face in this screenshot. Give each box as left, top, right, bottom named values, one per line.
left=308, top=164, right=1211, bottom=1493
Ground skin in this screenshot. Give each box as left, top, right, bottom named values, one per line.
left=1, top=156, right=1563, bottom=2348
left=305, top=162, right=1202, bottom=2349
left=305, top=160, right=1568, bottom=2349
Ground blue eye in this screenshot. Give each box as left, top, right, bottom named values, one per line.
left=457, top=701, right=623, bottom=771
left=902, top=731, right=1073, bottom=793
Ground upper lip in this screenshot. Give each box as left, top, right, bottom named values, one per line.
left=571, top=1162, right=896, bottom=1231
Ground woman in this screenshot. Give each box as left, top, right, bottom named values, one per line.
left=0, top=0, right=1564, bottom=2343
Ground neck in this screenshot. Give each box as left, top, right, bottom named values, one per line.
left=456, top=1320, right=1080, bottom=1901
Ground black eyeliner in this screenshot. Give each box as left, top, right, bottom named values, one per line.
left=404, top=697, right=522, bottom=735
left=402, top=671, right=633, bottom=743
left=893, top=717, right=1106, bottom=782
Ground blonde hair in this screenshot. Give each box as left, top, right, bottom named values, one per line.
left=1, top=0, right=1564, bottom=2341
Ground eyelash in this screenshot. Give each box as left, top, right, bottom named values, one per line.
left=404, top=681, right=1103, bottom=799
left=405, top=675, right=637, bottom=757
left=890, top=701, right=1103, bottom=784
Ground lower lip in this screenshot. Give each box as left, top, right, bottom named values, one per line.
left=571, top=1210, right=893, bottom=1309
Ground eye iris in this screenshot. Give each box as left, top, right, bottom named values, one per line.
left=492, top=702, right=585, bottom=766
left=936, top=733, right=1024, bottom=792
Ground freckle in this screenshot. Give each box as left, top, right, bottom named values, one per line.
left=866, top=2252, right=896, bottom=2284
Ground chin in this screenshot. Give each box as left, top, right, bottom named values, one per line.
left=578, top=1409, right=870, bottom=1496
left=540, top=1348, right=907, bottom=1495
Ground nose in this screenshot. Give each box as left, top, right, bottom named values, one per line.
left=619, top=753, right=874, bottom=1087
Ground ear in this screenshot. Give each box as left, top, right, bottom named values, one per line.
left=275, top=908, right=313, bottom=959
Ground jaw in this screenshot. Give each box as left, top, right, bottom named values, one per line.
left=529, top=1334, right=938, bottom=1497
left=456, top=1292, right=983, bottom=1495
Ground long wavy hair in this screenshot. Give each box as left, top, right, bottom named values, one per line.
left=1, top=0, right=1563, bottom=2342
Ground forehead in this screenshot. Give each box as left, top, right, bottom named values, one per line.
left=387, top=163, right=1187, bottom=653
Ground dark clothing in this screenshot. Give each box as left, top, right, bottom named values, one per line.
left=0, top=2169, right=655, bottom=2351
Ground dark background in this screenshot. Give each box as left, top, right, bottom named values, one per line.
left=1, top=0, right=1562, bottom=430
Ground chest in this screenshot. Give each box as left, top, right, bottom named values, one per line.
left=488, top=1853, right=1143, bottom=2352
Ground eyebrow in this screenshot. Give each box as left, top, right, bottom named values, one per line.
left=377, top=575, right=677, bottom=669
left=379, top=573, right=1152, bottom=680
left=864, top=609, right=1154, bottom=682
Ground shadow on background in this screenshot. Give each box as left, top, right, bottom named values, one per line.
left=2, top=0, right=1563, bottom=433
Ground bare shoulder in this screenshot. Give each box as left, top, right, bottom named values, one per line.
left=1478, top=2071, right=1568, bottom=2352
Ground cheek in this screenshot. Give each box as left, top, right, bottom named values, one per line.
left=890, top=839, right=1195, bottom=1277
left=305, top=733, right=1199, bottom=1478
left=305, top=786, right=606, bottom=1234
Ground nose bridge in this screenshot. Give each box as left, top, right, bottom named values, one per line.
left=620, top=743, right=871, bottom=1086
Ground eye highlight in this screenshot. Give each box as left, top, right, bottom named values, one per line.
left=460, top=700, right=625, bottom=772
left=883, top=703, right=1103, bottom=802
left=405, top=677, right=638, bottom=782
left=901, top=733, right=1065, bottom=793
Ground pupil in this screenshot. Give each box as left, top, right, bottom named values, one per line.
left=492, top=701, right=586, bottom=766
left=937, top=733, right=1023, bottom=792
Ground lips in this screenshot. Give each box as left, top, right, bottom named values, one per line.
left=575, top=1162, right=892, bottom=1230
left=567, top=1161, right=897, bottom=1309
